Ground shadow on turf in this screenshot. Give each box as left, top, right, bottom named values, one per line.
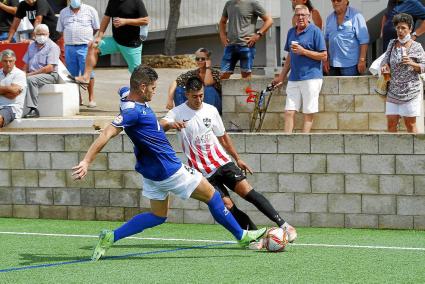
left=18, top=250, right=250, bottom=265
left=18, top=254, right=88, bottom=266
left=79, top=243, right=243, bottom=251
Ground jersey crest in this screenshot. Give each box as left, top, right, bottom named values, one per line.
left=203, top=117, right=212, bottom=128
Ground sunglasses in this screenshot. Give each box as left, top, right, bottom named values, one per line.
left=331, top=0, right=343, bottom=2
left=195, top=57, right=206, bottom=62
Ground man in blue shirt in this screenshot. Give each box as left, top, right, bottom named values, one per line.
left=273, top=4, right=327, bottom=133
left=324, top=0, right=369, bottom=76
left=72, top=65, right=266, bottom=261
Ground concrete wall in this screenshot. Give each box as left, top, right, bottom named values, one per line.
left=222, top=76, right=424, bottom=133
left=0, top=132, right=425, bottom=230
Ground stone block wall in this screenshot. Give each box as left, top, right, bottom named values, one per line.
left=1, top=133, right=425, bottom=230
left=222, top=76, right=424, bottom=133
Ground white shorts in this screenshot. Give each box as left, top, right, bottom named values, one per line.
left=386, top=95, right=421, bottom=117
left=285, top=79, right=323, bottom=114
left=142, top=164, right=202, bottom=201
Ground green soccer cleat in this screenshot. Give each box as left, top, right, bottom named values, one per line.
left=91, top=229, right=114, bottom=261
left=238, top=227, right=267, bottom=247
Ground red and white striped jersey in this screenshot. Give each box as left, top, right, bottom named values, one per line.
left=163, top=103, right=231, bottom=177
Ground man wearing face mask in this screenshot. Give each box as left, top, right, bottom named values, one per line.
left=57, top=0, right=99, bottom=107
left=22, top=24, right=59, bottom=118
left=1, top=0, right=64, bottom=61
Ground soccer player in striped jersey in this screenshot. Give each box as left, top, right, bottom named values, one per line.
left=72, top=66, right=267, bottom=261
left=160, top=77, right=297, bottom=246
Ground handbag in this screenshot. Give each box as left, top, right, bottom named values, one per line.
left=374, top=41, right=395, bottom=96
left=374, top=75, right=389, bottom=96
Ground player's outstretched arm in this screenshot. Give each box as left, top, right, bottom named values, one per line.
left=72, top=125, right=122, bottom=180
left=218, top=133, right=253, bottom=175
left=159, top=119, right=186, bottom=132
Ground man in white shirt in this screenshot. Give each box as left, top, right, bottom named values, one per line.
left=0, top=49, right=26, bottom=127
left=160, top=77, right=297, bottom=245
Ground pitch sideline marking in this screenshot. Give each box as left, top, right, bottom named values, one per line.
left=1, top=231, right=425, bottom=251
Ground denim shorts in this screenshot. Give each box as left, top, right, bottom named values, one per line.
left=0, top=106, right=15, bottom=127
left=220, top=45, right=256, bottom=73
left=174, top=86, right=222, bottom=114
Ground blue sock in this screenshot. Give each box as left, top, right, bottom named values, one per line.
left=207, top=191, right=244, bottom=240
left=113, top=212, right=167, bottom=242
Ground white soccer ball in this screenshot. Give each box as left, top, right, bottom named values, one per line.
left=264, top=227, right=288, bottom=252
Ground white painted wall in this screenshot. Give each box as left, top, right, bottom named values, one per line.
left=84, top=0, right=280, bottom=34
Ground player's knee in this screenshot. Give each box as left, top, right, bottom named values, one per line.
left=222, top=197, right=234, bottom=209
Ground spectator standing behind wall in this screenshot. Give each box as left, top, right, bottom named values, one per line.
left=290, top=0, right=323, bottom=29
left=57, top=0, right=99, bottom=108
left=0, top=0, right=19, bottom=41
left=71, top=0, right=149, bottom=87
left=381, top=0, right=425, bottom=52
left=1, top=0, right=64, bottom=62
left=0, top=49, right=27, bottom=127
left=324, top=0, right=369, bottom=76
left=22, top=24, right=59, bottom=118
left=380, top=13, right=425, bottom=133
left=273, top=5, right=327, bottom=133
left=166, top=48, right=223, bottom=115
left=219, top=0, right=273, bottom=80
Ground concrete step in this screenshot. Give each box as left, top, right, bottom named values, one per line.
left=3, top=116, right=115, bottom=132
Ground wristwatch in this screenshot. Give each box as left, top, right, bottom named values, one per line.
left=256, top=31, right=263, bottom=37
left=412, top=31, right=418, bottom=37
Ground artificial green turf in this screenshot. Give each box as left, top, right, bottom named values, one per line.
left=0, top=218, right=424, bottom=283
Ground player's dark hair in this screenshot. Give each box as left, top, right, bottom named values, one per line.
left=130, top=65, right=158, bottom=92
left=185, top=77, right=203, bottom=92
left=393, top=13, right=414, bottom=29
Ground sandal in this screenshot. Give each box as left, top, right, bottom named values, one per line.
left=67, top=75, right=89, bottom=86
left=67, top=75, right=89, bottom=90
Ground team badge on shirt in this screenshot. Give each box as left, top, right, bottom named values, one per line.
left=113, top=114, right=123, bottom=125
left=203, top=117, right=212, bottom=128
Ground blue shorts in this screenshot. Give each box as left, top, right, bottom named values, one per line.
left=0, top=106, right=15, bottom=127
left=65, top=44, right=94, bottom=78
left=174, top=86, right=222, bottom=114
left=220, top=45, right=256, bottom=74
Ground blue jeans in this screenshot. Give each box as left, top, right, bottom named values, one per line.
left=220, top=45, right=256, bottom=73
left=65, top=44, right=94, bottom=78
left=174, top=86, right=222, bottom=115
left=0, top=32, right=15, bottom=42
left=329, top=65, right=359, bottom=76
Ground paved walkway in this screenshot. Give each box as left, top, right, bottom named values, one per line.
left=78, top=68, right=190, bottom=116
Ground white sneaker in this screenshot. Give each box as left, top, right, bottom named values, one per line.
left=282, top=224, right=297, bottom=243
left=87, top=101, right=97, bottom=108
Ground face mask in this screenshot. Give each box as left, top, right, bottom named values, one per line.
left=70, top=0, right=81, bottom=8
left=35, top=35, right=48, bottom=45
left=398, top=33, right=411, bottom=44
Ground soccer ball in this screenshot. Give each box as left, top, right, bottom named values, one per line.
left=264, top=227, right=288, bottom=252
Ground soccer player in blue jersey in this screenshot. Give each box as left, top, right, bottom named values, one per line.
left=72, top=66, right=266, bottom=261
